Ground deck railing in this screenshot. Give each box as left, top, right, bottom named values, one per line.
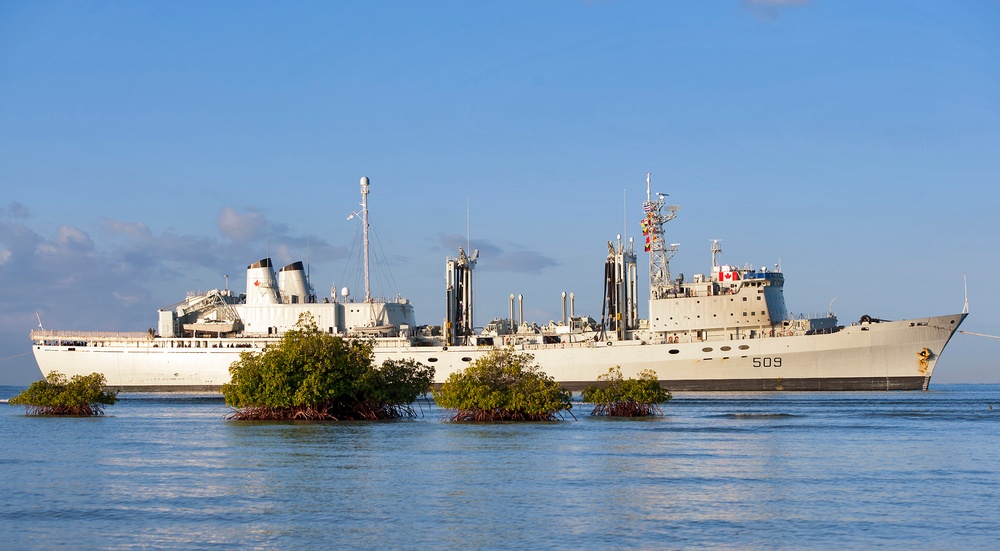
left=31, top=330, right=152, bottom=340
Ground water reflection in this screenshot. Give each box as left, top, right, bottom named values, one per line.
left=2, top=386, right=999, bottom=549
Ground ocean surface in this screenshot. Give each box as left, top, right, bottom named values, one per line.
left=2, top=384, right=999, bottom=550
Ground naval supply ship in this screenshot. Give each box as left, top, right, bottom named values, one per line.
left=30, top=175, right=966, bottom=391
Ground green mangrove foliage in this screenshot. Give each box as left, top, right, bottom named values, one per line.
left=433, top=347, right=573, bottom=422
left=221, top=314, right=434, bottom=420
left=9, top=372, right=118, bottom=416
left=581, top=366, right=671, bottom=417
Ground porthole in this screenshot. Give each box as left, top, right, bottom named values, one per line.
left=669, top=349, right=680, bottom=355
left=721, top=346, right=731, bottom=351
left=738, top=345, right=750, bottom=350
left=702, top=347, right=713, bottom=353
left=428, top=357, right=438, bottom=362
left=461, top=357, right=472, bottom=362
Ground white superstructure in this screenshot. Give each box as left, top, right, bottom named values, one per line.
left=31, top=176, right=966, bottom=391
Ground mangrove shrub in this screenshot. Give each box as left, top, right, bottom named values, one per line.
left=581, top=366, right=671, bottom=417
left=434, top=347, right=573, bottom=422
left=9, top=371, right=118, bottom=416
left=221, top=314, right=434, bottom=420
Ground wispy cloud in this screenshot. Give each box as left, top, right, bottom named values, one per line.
left=0, top=201, right=30, bottom=219
left=440, top=234, right=558, bottom=274
left=218, top=206, right=270, bottom=243
left=0, top=206, right=346, bottom=338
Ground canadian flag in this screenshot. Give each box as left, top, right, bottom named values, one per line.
left=720, top=271, right=740, bottom=281
left=254, top=280, right=260, bottom=287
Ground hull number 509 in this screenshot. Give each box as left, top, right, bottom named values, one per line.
left=752, top=356, right=782, bottom=368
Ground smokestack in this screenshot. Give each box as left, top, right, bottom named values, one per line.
left=561, top=292, right=567, bottom=325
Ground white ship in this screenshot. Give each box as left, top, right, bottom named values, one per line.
left=31, top=176, right=966, bottom=392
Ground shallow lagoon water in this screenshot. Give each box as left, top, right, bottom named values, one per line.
left=2, top=385, right=999, bottom=550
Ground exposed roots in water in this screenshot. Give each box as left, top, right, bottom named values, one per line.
left=443, top=408, right=575, bottom=422
left=21, top=404, right=108, bottom=416
left=589, top=400, right=663, bottom=417
left=226, top=400, right=420, bottom=421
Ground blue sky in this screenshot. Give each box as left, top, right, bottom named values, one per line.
left=1, top=0, right=998, bottom=384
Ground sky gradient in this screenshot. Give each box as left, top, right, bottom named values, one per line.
left=2, top=1, right=998, bottom=384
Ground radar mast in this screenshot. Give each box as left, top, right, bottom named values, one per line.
left=641, top=172, right=680, bottom=299
left=361, top=176, right=371, bottom=302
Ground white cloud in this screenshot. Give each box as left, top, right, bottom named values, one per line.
left=56, top=226, right=94, bottom=252
left=102, top=219, right=153, bottom=239
left=218, top=206, right=267, bottom=243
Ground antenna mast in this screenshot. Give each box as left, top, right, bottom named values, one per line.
left=963, top=273, right=969, bottom=314
left=641, top=172, right=680, bottom=299
left=361, top=176, right=371, bottom=302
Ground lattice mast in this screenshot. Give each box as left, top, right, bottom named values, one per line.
left=641, top=173, right=680, bottom=299
left=360, top=176, right=372, bottom=303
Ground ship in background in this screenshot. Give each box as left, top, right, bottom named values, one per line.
left=31, top=175, right=967, bottom=391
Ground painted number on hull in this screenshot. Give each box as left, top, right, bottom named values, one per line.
left=752, top=357, right=782, bottom=368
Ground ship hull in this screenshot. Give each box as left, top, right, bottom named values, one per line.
left=31, top=313, right=966, bottom=392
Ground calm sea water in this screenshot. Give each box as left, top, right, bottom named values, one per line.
left=2, top=384, right=999, bottom=550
